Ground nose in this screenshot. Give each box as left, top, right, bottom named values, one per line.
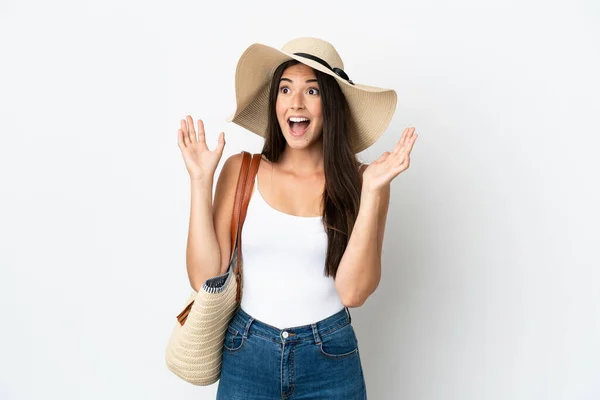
left=290, top=91, right=305, bottom=110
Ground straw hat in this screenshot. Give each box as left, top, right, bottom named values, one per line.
left=226, top=37, right=397, bottom=153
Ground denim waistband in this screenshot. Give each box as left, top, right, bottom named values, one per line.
left=229, top=306, right=352, bottom=345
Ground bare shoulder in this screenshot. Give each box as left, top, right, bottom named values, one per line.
left=219, top=152, right=245, bottom=180
left=214, top=152, right=251, bottom=208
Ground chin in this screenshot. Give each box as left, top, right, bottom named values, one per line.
left=282, top=129, right=319, bottom=149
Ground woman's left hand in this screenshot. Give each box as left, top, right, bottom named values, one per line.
left=362, top=127, right=418, bottom=193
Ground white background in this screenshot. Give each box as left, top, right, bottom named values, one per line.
left=1, top=0, right=599, bottom=399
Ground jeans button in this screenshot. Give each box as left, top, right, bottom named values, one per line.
left=282, top=331, right=289, bottom=339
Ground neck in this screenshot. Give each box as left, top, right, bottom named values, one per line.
left=278, top=141, right=324, bottom=176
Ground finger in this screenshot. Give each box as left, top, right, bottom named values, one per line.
left=180, top=119, right=189, bottom=145
left=401, top=156, right=411, bottom=170
left=177, top=129, right=186, bottom=149
left=215, top=132, right=226, bottom=154
left=186, top=115, right=196, bottom=143
left=196, top=119, right=206, bottom=145
left=405, top=131, right=418, bottom=154
left=377, top=151, right=391, bottom=163
left=392, top=128, right=410, bottom=154
left=403, top=127, right=416, bottom=147
left=398, top=130, right=417, bottom=157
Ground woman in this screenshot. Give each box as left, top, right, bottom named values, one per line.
left=177, top=37, right=417, bottom=399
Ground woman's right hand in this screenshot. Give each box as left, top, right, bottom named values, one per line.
left=177, top=115, right=226, bottom=181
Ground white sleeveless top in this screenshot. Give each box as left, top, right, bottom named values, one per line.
left=239, top=173, right=345, bottom=329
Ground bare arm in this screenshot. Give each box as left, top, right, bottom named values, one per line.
left=178, top=115, right=238, bottom=291
left=334, top=173, right=390, bottom=308
left=335, top=127, right=418, bottom=307
left=185, top=153, right=244, bottom=291
left=185, top=177, right=221, bottom=291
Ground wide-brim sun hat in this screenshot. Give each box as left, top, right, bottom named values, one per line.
left=226, top=37, right=397, bottom=153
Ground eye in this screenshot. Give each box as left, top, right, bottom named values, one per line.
left=279, top=86, right=290, bottom=94
left=307, top=87, right=320, bottom=95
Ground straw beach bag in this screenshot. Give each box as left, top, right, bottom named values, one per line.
left=165, top=151, right=261, bottom=385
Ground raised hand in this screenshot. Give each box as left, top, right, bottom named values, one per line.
left=362, top=127, right=418, bottom=192
left=177, top=115, right=226, bottom=181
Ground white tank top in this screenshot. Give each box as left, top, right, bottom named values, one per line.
left=239, top=173, right=345, bottom=329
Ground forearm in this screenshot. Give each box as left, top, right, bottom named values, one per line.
left=335, top=189, right=386, bottom=307
left=186, top=178, right=221, bottom=291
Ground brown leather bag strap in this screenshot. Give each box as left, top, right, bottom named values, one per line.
left=237, top=153, right=261, bottom=238
left=234, top=153, right=261, bottom=302
left=229, top=151, right=252, bottom=256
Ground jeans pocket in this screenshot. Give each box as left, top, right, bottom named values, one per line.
left=223, top=325, right=245, bottom=352
left=318, top=323, right=359, bottom=359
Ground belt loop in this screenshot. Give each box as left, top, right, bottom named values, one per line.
left=345, top=306, right=352, bottom=323
left=311, top=323, right=321, bottom=345
left=242, top=317, right=254, bottom=339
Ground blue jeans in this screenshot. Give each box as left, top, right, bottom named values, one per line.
left=216, top=306, right=367, bottom=399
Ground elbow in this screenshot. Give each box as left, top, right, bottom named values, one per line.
left=188, top=277, right=201, bottom=293
left=340, top=291, right=367, bottom=308
left=342, top=297, right=366, bottom=308
left=338, top=279, right=380, bottom=308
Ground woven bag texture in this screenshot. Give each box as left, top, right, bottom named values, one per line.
left=165, top=270, right=239, bottom=385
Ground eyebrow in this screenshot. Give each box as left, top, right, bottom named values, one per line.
left=279, top=78, right=318, bottom=84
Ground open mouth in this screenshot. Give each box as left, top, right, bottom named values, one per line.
left=287, top=117, right=311, bottom=136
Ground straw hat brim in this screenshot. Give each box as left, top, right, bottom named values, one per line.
left=226, top=43, right=397, bottom=153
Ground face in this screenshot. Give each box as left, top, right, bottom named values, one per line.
left=275, top=63, right=324, bottom=150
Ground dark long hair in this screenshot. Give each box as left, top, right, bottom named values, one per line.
left=262, top=60, right=362, bottom=278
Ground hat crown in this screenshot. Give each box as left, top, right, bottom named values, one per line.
left=281, top=37, right=344, bottom=70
